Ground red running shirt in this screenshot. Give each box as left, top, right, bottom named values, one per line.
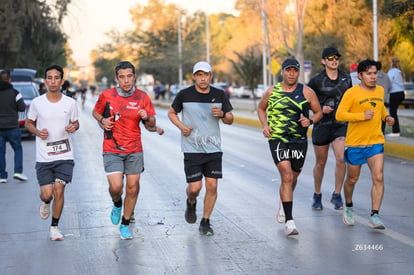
left=94, top=87, right=156, bottom=154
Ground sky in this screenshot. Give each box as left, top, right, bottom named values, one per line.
left=62, top=0, right=237, bottom=67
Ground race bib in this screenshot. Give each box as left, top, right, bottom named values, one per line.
left=46, top=139, right=71, bottom=156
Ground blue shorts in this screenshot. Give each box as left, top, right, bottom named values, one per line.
left=344, top=144, right=384, bottom=165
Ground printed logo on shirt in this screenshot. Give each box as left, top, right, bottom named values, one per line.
left=126, top=102, right=139, bottom=110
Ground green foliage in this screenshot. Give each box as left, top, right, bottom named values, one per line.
left=230, top=46, right=262, bottom=92
left=0, top=0, right=70, bottom=74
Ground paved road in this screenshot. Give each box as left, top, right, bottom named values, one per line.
left=0, top=98, right=413, bottom=274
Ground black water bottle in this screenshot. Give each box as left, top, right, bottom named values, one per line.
left=103, top=102, right=113, bottom=140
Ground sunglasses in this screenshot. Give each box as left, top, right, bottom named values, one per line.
left=326, top=55, right=340, bottom=61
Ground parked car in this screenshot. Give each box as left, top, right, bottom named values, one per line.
left=9, top=68, right=37, bottom=82
left=233, top=86, right=253, bottom=98
left=13, top=82, right=40, bottom=137
left=402, top=82, right=414, bottom=108
left=211, top=82, right=231, bottom=99
left=254, top=84, right=268, bottom=98
left=169, top=84, right=189, bottom=98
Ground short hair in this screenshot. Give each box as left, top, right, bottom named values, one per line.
left=357, top=59, right=379, bottom=73
left=0, top=69, right=11, bottom=81
left=115, top=61, right=135, bottom=76
left=44, top=64, right=64, bottom=79
left=62, top=80, right=71, bottom=90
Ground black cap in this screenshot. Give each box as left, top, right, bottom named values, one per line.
left=282, top=58, right=300, bottom=70
left=322, top=47, right=341, bottom=59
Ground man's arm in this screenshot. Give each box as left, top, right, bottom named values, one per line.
left=303, top=86, right=323, bottom=125
left=168, top=107, right=192, bottom=137
left=257, top=87, right=272, bottom=138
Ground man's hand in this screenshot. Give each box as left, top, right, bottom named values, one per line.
left=180, top=125, right=193, bottom=137
left=385, top=115, right=395, bottom=126
left=364, top=110, right=374, bottom=120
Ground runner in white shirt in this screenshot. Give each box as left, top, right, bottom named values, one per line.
left=25, top=64, right=79, bottom=241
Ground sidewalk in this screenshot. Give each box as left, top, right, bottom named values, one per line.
left=158, top=100, right=414, bottom=161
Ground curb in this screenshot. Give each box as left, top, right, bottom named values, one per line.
left=157, top=102, right=414, bottom=161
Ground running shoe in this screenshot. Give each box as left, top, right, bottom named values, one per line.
left=13, top=173, right=28, bottom=181
left=185, top=198, right=197, bottom=224
left=0, top=179, right=7, bottom=184
left=39, top=202, right=50, bottom=220
left=342, top=206, right=355, bottom=226
left=120, top=224, right=133, bottom=240
left=130, top=212, right=135, bottom=223
left=110, top=205, right=122, bottom=225
left=276, top=200, right=285, bottom=223
left=284, top=220, right=299, bottom=236
left=312, top=193, right=323, bottom=210
left=50, top=226, right=64, bottom=241
left=199, top=218, right=214, bottom=236
left=330, top=192, right=344, bottom=210
left=368, top=214, right=385, bottom=229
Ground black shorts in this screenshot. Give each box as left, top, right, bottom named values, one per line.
left=312, top=123, right=347, bottom=146
left=183, top=152, right=222, bottom=183
left=35, top=160, right=74, bottom=186
left=268, top=140, right=307, bottom=173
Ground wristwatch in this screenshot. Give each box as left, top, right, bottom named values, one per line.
left=309, top=119, right=314, bottom=125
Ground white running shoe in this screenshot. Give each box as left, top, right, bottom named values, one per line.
left=50, top=226, right=64, bottom=241
left=39, top=202, right=50, bottom=220
left=276, top=200, right=285, bottom=223
left=0, top=179, right=7, bottom=183
left=284, top=220, right=299, bottom=236
left=13, top=173, right=28, bottom=181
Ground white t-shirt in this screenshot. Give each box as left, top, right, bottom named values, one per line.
left=27, top=94, right=79, bottom=162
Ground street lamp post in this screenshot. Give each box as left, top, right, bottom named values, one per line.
left=373, top=0, right=378, bottom=61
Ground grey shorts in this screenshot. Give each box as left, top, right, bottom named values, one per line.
left=103, top=152, right=144, bottom=175
left=35, top=160, right=74, bottom=186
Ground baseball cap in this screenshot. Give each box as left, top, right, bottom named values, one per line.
left=282, top=58, right=300, bottom=70
left=193, top=61, right=212, bottom=74
left=322, top=47, right=341, bottom=59
left=350, top=63, right=358, bottom=72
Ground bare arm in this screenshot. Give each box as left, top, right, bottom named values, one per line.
left=168, top=107, right=193, bottom=137
left=303, top=86, right=323, bottom=126
left=257, top=87, right=273, bottom=138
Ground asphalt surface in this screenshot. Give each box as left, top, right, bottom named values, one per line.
left=0, top=95, right=413, bottom=275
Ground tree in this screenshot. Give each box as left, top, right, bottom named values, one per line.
left=230, top=46, right=262, bottom=110
left=0, top=0, right=70, bottom=72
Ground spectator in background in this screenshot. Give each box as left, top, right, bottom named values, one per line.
left=0, top=69, right=28, bottom=183
left=61, top=80, right=76, bottom=99
left=350, top=63, right=360, bottom=86
left=387, top=57, right=405, bottom=137
left=39, top=83, right=47, bottom=95
left=376, top=61, right=392, bottom=134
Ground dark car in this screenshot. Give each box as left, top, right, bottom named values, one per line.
left=13, top=81, right=40, bottom=137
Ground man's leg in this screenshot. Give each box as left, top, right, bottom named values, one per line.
left=343, top=164, right=361, bottom=204
left=107, top=172, right=124, bottom=225
left=312, top=144, right=329, bottom=194
left=8, top=128, right=23, bottom=174
left=123, top=174, right=140, bottom=220
left=0, top=133, right=7, bottom=179
left=107, top=172, right=124, bottom=203
left=202, top=177, right=218, bottom=219
left=332, top=137, right=346, bottom=194
left=366, top=153, right=384, bottom=211
left=51, top=181, right=66, bottom=220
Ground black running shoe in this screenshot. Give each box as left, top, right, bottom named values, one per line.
left=199, top=218, right=214, bottom=236
left=185, top=199, right=197, bottom=224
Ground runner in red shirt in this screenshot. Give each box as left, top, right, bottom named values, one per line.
left=93, top=61, right=158, bottom=240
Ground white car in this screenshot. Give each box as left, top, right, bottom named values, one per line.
left=233, top=86, right=253, bottom=98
